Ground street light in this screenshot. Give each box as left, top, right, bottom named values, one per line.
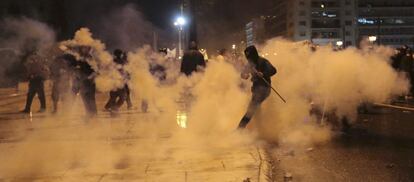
left=174, top=16, right=186, bottom=58
left=368, top=36, right=377, bottom=42
left=176, top=17, right=186, bottom=26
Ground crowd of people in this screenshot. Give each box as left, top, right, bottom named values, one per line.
left=15, top=38, right=414, bottom=130
left=15, top=38, right=278, bottom=129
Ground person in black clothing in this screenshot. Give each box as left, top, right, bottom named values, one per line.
left=21, top=53, right=49, bottom=113
left=75, top=46, right=98, bottom=116
left=105, top=49, right=131, bottom=111
left=238, top=46, right=277, bottom=129
left=180, top=41, right=206, bottom=76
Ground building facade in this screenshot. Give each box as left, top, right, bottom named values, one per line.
left=357, top=0, right=414, bottom=47
left=258, top=0, right=414, bottom=48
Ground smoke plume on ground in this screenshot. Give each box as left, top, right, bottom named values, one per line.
left=252, top=38, right=409, bottom=146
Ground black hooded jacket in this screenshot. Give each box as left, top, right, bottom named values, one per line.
left=244, top=46, right=277, bottom=89
left=180, top=46, right=206, bottom=76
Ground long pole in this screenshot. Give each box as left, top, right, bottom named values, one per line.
left=251, top=67, right=287, bottom=103
left=258, top=75, right=287, bottom=103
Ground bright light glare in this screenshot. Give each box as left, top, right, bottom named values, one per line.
left=175, top=17, right=186, bottom=26
left=336, top=41, right=343, bottom=46
left=176, top=111, right=188, bottom=128
left=368, top=36, right=377, bottom=42
left=232, top=44, right=236, bottom=49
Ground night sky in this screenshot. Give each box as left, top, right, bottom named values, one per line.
left=0, top=0, right=270, bottom=50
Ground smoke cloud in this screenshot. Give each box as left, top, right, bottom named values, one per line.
left=61, top=28, right=125, bottom=92
left=0, top=15, right=410, bottom=180
left=0, top=17, right=56, bottom=55
left=0, top=17, right=56, bottom=86
left=252, top=38, right=409, bottom=146
left=93, top=4, right=166, bottom=51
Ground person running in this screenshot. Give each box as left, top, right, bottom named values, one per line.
left=238, top=46, right=277, bottom=129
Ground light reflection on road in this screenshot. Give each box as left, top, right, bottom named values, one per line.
left=176, top=110, right=187, bottom=128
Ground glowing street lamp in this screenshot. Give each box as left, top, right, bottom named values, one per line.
left=174, top=16, right=186, bottom=58
left=175, top=17, right=186, bottom=26
left=232, top=44, right=236, bottom=50
left=368, top=36, right=377, bottom=42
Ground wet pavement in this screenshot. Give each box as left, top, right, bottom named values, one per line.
left=1, top=86, right=414, bottom=181
left=0, top=88, right=267, bottom=182
left=267, top=106, right=414, bottom=182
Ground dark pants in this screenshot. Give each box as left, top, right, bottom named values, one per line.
left=24, top=77, right=46, bottom=111
left=51, top=79, right=70, bottom=112
left=125, top=84, right=132, bottom=108
left=238, top=86, right=271, bottom=128
left=72, top=76, right=81, bottom=95
left=80, top=79, right=97, bottom=115
left=105, top=86, right=127, bottom=111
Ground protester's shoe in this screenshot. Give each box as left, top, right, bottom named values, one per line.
left=38, top=108, right=46, bottom=113
left=20, top=109, right=30, bottom=114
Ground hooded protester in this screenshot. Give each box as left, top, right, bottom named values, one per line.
left=180, top=41, right=206, bottom=76
left=21, top=52, right=49, bottom=113
left=105, top=49, right=131, bottom=111
left=72, top=46, right=98, bottom=116
left=238, top=45, right=277, bottom=129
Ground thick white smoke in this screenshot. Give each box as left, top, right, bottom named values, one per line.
left=0, top=15, right=410, bottom=180
left=250, top=38, right=409, bottom=145
left=61, top=28, right=125, bottom=92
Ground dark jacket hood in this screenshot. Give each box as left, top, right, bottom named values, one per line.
left=244, top=46, right=259, bottom=62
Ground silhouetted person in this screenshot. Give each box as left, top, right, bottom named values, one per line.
left=74, top=46, right=97, bottom=116
left=21, top=53, right=49, bottom=113
left=50, top=55, right=71, bottom=113
left=391, top=47, right=406, bottom=71
left=105, top=49, right=131, bottom=111
left=180, top=41, right=206, bottom=76
left=238, top=46, right=277, bottom=129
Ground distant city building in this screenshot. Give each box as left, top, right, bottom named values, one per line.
left=254, top=0, right=414, bottom=48
left=246, top=19, right=263, bottom=46
left=357, top=0, right=414, bottom=47
left=259, top=0, right=357, bottom=47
